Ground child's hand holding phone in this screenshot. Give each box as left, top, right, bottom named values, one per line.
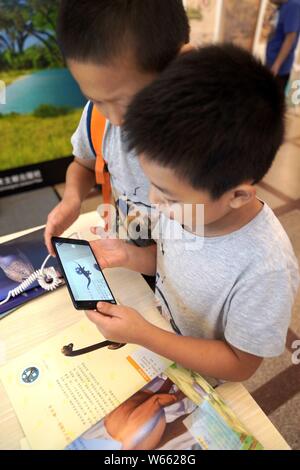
left=86, top=302, right=153, bottom=346
left=89, top=234, right=130, bottom=270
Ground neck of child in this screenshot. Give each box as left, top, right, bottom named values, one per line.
left=203, top=198, right=264, bottom=238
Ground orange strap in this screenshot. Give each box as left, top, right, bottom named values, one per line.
left=90, top=105, right=112, bottom=204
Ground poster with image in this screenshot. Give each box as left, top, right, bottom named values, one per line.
left=0, top=0, right=86, bottom=173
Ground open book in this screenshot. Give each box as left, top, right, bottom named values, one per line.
left=67, top=364, right=263, bottom=451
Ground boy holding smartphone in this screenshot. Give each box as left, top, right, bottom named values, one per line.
left=87, top=45, right=300, bottom=383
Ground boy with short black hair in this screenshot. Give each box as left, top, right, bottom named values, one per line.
left=87, top=44, right=300, bottom=382
left=45, top=0, right=190, bottom=254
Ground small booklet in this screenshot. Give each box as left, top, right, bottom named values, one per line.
left=0, top=228, right=64, bottom=317
left=67, top=364, right=263, bottom=451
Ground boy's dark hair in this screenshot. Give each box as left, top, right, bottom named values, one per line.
left=124, top=44, right=286, bottom=199
left=57, top=0, right=190, bottom=72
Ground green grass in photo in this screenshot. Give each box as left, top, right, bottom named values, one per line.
left=0, top=109, right=82, bottom=171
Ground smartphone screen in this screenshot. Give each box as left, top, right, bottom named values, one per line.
left=52, top=238, right=115, bottom=307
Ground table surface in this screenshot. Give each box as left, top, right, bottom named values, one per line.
left=0, top=212, right=290, bottom=450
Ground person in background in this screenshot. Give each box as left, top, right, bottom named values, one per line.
left=266, top=0, right=300, bottom=91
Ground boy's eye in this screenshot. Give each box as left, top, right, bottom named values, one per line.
left=166, top=199, right=179, bottom=205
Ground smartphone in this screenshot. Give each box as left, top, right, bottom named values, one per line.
left=51, top=237, right=116, bottom=310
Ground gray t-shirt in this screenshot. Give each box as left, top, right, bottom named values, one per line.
left=71, top=102, right=153, bottom=245
left=154, top=203, right=299, bottom=358
left=72, top=106, right=299, bottom=357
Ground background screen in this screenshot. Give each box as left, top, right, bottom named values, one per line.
left=0, top=0, right=86, bottom=173
left=55, top=241, right=114, bottom=302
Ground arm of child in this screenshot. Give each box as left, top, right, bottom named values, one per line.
left=45, top=157, right=96, bottom=256
left=86, top=303, right=263, bottom=382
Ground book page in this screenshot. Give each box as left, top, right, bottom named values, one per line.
left=66, top=365, right=263, bottom=451
left=0, top=318, right=172, bottom=450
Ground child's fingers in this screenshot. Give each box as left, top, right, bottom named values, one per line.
left=85, top=309, right=111, bottom=326
left=97, top=302, right=119, bottom=317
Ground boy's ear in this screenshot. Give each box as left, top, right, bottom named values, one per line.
left=179, top=43, right=194, bottom=55
left=229, top=184, right=256, bottom=209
